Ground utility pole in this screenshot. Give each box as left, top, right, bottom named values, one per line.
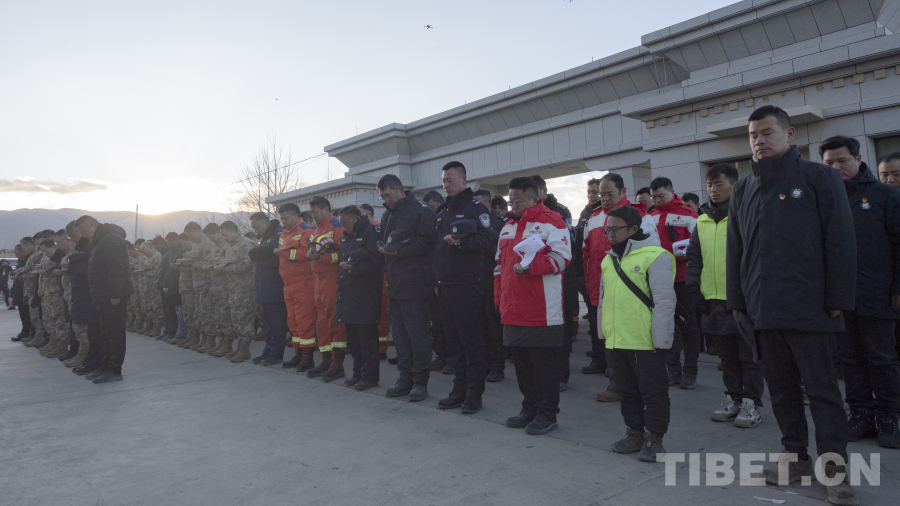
left=135, top=204, right=139, bottom=239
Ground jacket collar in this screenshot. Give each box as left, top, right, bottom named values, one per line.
left=602, top=195, right=631, bottom=214
left=442, top=187, right=474, bottom=212
left=263, top=219, right=281, bottom=240
left=607, top=231, right=662, bottom=259
left=654, top=193, right=687, bottom=214
left=751, top=145, right=802, bottom=178
left=580, top=201, right=602, bottom=220
left=346, top=216, right=370, bottom=237
left=844, top=162, right=875, bottom=195
left=385, top=190, right=416, bottom=213
left=511, top=202, right=548, bottom=224
left=544, top=193, right=559, bottom=210
left=699, top=200, right=729, bottom=223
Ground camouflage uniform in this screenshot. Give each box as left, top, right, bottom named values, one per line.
left=37, top=252, right=68, bottom=356
left=191, top=235, right=218, bottom=352
left=22, top=251, right=46, bottom=345
left=221, top=235, right=256, bottom=351
left=129, top=254, right=146, bottom=331
left=179, top=246, right=196, bottom=332
left=206, top=238, right=232, bottom=356
left=139, top=250, right=164, bottom=332
left=62, top=246, right=90, bottom=362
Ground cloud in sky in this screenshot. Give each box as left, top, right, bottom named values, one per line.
left=0, top=178, right=108, bottom=194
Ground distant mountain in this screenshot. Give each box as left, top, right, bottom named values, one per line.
left=0, top=208, right=251, bottom=248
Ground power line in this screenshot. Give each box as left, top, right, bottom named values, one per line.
left=182, top=152, right=328, bottom=201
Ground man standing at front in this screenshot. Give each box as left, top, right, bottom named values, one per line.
left=496, top=177, right=571, bottom=434
left=728, top=106, right=857, bottom=503
left=76, top=215, right=133, bottom=384
left=433, top=161, right=493, bottom=414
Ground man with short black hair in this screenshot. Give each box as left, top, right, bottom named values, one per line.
left=820, top=135, right=900, bottom=449
left=36, top=237, right=68, bottom=358
left=729, top=106, right=857, bottom=501
left=434, top=161, right=494, bottom=413
left=681, top=192, right=700, bottom=213
left=306, top=196, right=346, bottom=379
left=76, top=215, right=133, bottom=383
left=878, top=152, right=900, bottom=188
left=156, top=232, right=183, bottom=341
left=497, top=176, right=572, bottom=434
left=378, top=174, right=436, bottom=401
left=636, top=187, right=653, bottom=212
left=248, top=212, right=288, bottom=365
left=491, top=196, right=508, bottom=218
left=422, top=190, right=445, bottom=213
left=649, top=177, right=700, bottom=389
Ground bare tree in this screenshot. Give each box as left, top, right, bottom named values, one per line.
left=229, top=135, right=305, bottom=218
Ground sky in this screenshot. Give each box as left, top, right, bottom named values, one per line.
left=0, top=0, right=734, bottom=215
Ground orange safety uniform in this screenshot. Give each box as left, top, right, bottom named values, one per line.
left=278, top=219, right=317, bottom=350
left=309, top=214, right=345, bottom=352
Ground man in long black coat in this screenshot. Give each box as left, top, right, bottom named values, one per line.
left=727, top=106, right=857, bottom=501
left=820, top=135, right=900, bottom=449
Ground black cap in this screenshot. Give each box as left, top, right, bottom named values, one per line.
left=382, top=229, right=413, bottom=252
left=449, top=219, right=477, bottom=240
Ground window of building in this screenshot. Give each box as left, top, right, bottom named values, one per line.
left=875, top=136, right=900, bottom=161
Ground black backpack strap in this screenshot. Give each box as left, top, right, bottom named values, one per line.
left=611, top=255, right=654, bottom=311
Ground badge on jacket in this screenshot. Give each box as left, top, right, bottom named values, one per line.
left=861, top=198, right=870, bottom=210
left=479, top=214, right=490, bottom=228
left=791, top=188, right=802, bottom=199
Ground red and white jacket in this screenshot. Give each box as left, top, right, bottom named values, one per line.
left=494, top=203, right=572, bottom=327
left=582, top=196, right=656, bottom=306
left=649, top=193, right=697, bottom=282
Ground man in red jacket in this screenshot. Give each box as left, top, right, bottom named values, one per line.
left=495, top=177, right=572, bottom=435
left=277, top=203, right=318, bottom=372
left=649, top=177, right=700, bottom=389
left=582, top=174, right=656, bottom=398
left=306, top=196, right=346, bottom=381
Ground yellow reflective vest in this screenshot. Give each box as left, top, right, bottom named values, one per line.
left=696, top=214, right=728, bottom=301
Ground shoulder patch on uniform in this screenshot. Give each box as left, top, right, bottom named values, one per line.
left=479, top=213, right=490, bottom=228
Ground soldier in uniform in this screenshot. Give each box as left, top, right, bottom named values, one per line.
left=138, top=240, right=164, bottom=336
left=203, top=223, right=233, bottom=357
left=20, top=234, right=47, bottom=348
left=127, top=238, right=146, bottom=333
left=54, top=228, right=78, bottom=362
left=37, top=238, right=68, bottom=358
left=171, top=233, right=197, bottom=348
left=216, top=221, right=256, bottom=362
left=182, top=222, right=218, bottom=353
left=63, top=220, right=99, bottom=369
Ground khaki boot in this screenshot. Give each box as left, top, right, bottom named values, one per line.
left=46, top=338, right=71, bottom=359
left=175, top=331, right=191, bottom=347
left=125, top=313, right=135, bottom=329
left=225, top=339, right=240, bottom=359
left=197, top=334, right=217, bottom=353
left=230, top=338, right=252, bottom=363
left=211, top=338, right=235, bottom=358
left=186, top=331, right=203, bottom=350
left=192, top=333, right=210, bottom=351
left=128, top=317, right=143, bottom=333
left=23, top=329, right=45, bottom=347
left=63, top=344, right=90, bottom=368
left=142, top=320, right=156, bottom=336
left=39, top=334, right=60, bottom=356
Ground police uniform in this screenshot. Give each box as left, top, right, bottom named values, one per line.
left=481, top=211, right=506, bottom=377
left=434, top=187, right=494, bottom=403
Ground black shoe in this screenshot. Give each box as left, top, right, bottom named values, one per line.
left=461, top=396, right=482, bottom=414
left=345, top=375, right=362, bottom=387
left=431, top=357, right=446, bottom=371
left=86, top=369, right=106, bottom=380
left=252, top=355, right=265, bottom=365
left=486, top=370, right=504, bottom=382
left=11, top=332, right=25, bottom=342
left=153, top=331, right=168, bottom=340
left=581, top=361, right=605, bottom=374
left=679, top=373, right=697, bottom=390
left=306, top=360, right=330, bottom=378
left=354, top=380, right=377, bottom=392
left=320, top=368, right=345, bottom=383
left=438, top=393, right=465, bottom=409
left=506, top=412, right=535, bottom=428
left=72, top=365, right=94, bottom=375
left=58, top=349, right=77, bottom=362
left=262, top=356, right=283, bottom=367
left=388, top=356, right=399, bottom=365
left=7, top=306, right=16, bottom=310
left=847, top=409, right=876, bottom=441
left=638, top=432, right=666, bottom=462
left=875, top=411, right=899, bottom=449
left=611, top=427, right=645, bottom=454
left=408, top=383, right=427, bottom=402
left=667, top=369, right=682, bottom=386
left=525, top=413, right=558, bottom=435
left=386, top=382, right=412, bottom=397
left=93, top=371, right=123, bottom=384
left=282, top=353, right=302, bottom=368
left=34, top=338, right=50, bottom=349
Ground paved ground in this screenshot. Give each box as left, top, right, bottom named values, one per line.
left=1, top=307, right=896, bottom=506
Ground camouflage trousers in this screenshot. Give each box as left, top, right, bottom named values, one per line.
left=181, top=291, right=196, bottom=332
left=72, top=322, right=90, bottom=346
left=42, top=293, right=69, bottom=341
left=29, top=301, right=45, bottom=336
left=196, top=288, right=217, bottom=336
left=132, top=283, right=145, bottom=325
left=140, top=281, right=164, bottom=323
left=211, top=289, right=232, bottom=338
left=229, top=290, right=256, bottom=340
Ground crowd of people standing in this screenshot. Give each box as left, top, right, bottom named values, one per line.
left=7, top=105, right=900, bottom=506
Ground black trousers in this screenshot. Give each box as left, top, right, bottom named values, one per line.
left=713, top=332, right=764, bottom=406
left=18, top=305, right=31, bottom=334
left=560, top=316, right=573, bottom=383
left=1, top=282, right=9, bottom=306
left=511, top=344, right=561, bottom=422
left=439, top=284, right=487, bottom=398
left=390, top=298, right=432, bottom=386
left=163, top=291, right=178, bottom=333
left=346, top=323, right=380, bottom=383
left=260, top=301, right=288, bottom=359
left=666, top=282, right=700, bottom=375
left=482, top=280, right=505, bottom=373
left=609, top=348, right=670, bottom=435
left=838, top=312, right=900, bottom=415
left=429, top=294, right=446, bottom=360
left=97, top=299, right=128, bottom=375
left=80, top=323, right=103, bottom=370
left=757, top=329, right=847, bottom=460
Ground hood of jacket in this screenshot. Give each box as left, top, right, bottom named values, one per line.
left=580, top=201, right=602, bottom=220
left=607, top=230, right=662, bottom=259
left=93, top=223, right=127, bottom=245
left=262, top=219, right=281, bottom=241
left=345, top=215, right=371, bottom=238
left=75, top=236, right=91, bottom=252
left=843, top=163, right=877, bottom=195
left=699, top=200, right=729, bottom=223
left=383, top=190, right=416, bottom=214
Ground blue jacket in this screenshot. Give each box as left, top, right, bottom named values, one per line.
left=253, top=220, right=285, bottom=304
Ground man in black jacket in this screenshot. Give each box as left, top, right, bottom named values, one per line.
left=727, top=106, right=857, bottom=501
left=63, top=221, right=101, bottom=369
left=75, top=215, right=134, bottom=384
left=433, top=161, right=493, bottom=413
left=474, top=188, right=506, bottom=383
left=378, top=174, right=436, bottom=402
left=821, top=135, right=900, bottom=449
left=248, top=212, right=288, bottom=366
left=156, top=232, right=183, bottom=341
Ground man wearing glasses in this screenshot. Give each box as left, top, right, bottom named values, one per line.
left=377, top=174, right=437, bottom=402
left=648, top=177, right=699, bottom=389
left=582, top=173, right=656, bottom=400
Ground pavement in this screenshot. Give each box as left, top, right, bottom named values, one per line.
left=1, top=306, right=897, bottom=506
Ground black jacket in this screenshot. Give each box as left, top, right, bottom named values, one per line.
left=433, top=187, right=492, bottom=285
left=155, top=245, right=171, bottom=290
left=336, top=217, right=384, bottom=324
left=843, top=164, right=900, bottom=319
left=381, top=191, right=436, bottom=300
left=68, top=237, right=100, bottom=324
left=481, top=213, right=505, bottom=280
left=686, top=201, right=736, bottom=336
left=88, top=223, right=134, bottom=304
left=572, top=201, right=602, bottom=281
left=543, top=193, right=573, bottom=227
left=162, top=245, right=184, bottom=304
left=253, top=220, right=285, bottom=304
left=726, top=146, right=857, bottom=333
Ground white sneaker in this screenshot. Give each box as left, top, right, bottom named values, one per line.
left=734, top=398, right=761, bottom=428
left=710, top=395, right=740, bottom=422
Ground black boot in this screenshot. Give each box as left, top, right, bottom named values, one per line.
left=306, top=351, right=331, bottom=378
left=320, top=349, right=345, bottom=382
left=282, top=351, right=303, bottom=368
left=296, top=347, right=316, bottom=372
